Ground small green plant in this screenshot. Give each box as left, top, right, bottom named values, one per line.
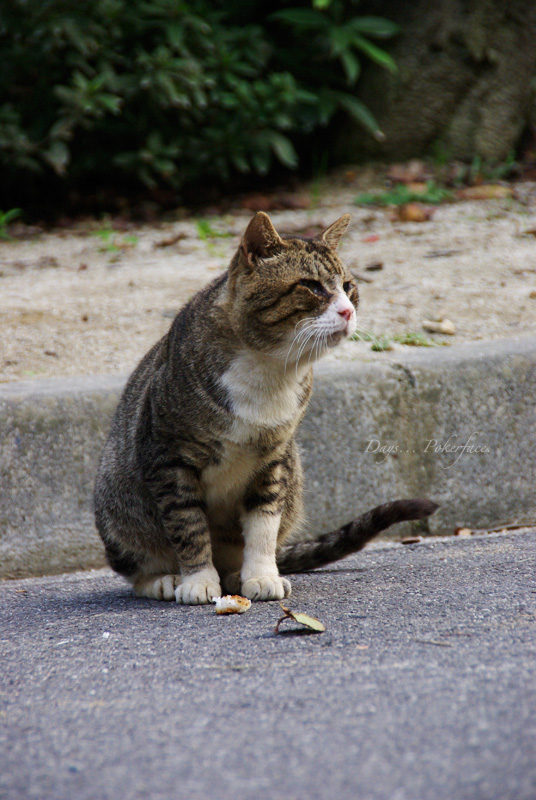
left=469, top=151, right=517, bottom=183
left=370, top=335, right=393, bottom=352
left=352, top=329, right=449, bottom=351
left=195, top=219, right=234, bottom=242
left=0, top=208, right=21, bottom=239
left=92, top=225, right=138, bottom=253
left=392, top=332, right=443, bottom=347
left=355, top=181, right=453, bottom=207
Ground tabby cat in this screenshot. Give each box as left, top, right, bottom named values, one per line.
left=94, top=212, right=437, bottom=604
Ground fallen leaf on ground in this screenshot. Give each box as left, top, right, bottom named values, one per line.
left=240, top=192, right=311, bottom=212
left=456, top=185, right=513, bottom=200
left=396, top=203, right=435, bottom=222
left=154, top=232, right=187, bottom=248
left=274, top=604, right=325, bottom=634
left=454, top=527, right=473, bottom=537
left=386, top=160, right=433, bottom=184
left=422, top=319, right=456, bottom=335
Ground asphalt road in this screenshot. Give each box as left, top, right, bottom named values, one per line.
left=1, top=531, right=535, bottom=800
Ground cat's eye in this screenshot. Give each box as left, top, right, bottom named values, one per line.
left=298, top=278, right=325, bottom=296
left=343, top=281, right=354, bottom=294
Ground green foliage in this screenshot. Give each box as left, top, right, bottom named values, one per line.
left=0, top=208, right=22, bottom=239
left=355, top=181, right=453, bottom=206
left=92, top=224, right=138, bottom=252
left=0, top=0, right=399, bottom=201
left=352, top=329, right=448, bottom=352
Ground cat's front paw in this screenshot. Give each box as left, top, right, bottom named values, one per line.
left=175, top=568, right=221, bottom=605
left=242, top=575, right=291, bottom=602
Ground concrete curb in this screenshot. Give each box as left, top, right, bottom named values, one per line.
left=1, top=337, right=535, bottom=578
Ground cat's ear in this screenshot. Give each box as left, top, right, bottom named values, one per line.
left=318, top=214, right=351, bottom=250
left=241, top=212, right=283, bottom=265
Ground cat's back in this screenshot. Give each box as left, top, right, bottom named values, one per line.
left=98, top=272, right=231, bottom=468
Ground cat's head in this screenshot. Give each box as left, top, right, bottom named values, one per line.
left=226, top=212, right=358, bottom=365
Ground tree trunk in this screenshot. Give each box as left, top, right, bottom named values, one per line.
left=337, top=0, right=536, bottom=163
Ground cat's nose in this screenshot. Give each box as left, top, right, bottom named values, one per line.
left=338, top=308, right=353, bottom=321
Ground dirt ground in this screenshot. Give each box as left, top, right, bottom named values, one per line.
left=1, top=171, right=536, bottom=383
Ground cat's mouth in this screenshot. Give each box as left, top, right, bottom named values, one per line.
left=326, top=329, right=347, bottom=347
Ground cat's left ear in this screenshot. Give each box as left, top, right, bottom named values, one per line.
left=318, top=214, right=351, bottom=250
left=241, top=212, right=283, bottom=266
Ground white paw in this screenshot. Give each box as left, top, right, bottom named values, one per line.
left=222, top=571, right=242, bottom=594
left=241, top=575, right=291, bottom=602
left=175, top=568, right=221, bottom=605
left=134, top=574, right=180, bottom=601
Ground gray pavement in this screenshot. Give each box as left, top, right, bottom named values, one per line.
left=1, top=530, right=535, bottom=800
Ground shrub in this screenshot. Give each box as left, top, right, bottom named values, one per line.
left=0, top=0, right=398, bottom=203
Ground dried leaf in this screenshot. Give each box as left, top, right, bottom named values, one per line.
left=274, top=603, right=325, bottom=634
left=386, top=160, right=433, bottom=184
left=154, top=232, right=187, bottom=248
left=396, top=203, right=435, bottom=222
left=422, top=319, right=456, bottom=335
left=456, top=185, right=513, bottom=201
left=454, top=527, right=473, bottom=537
left=240, top=192, right=311, bottom=212
left=365, top=262, right=383, bottom=271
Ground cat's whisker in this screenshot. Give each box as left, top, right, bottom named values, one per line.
left=295, top=316, right=317, bottom=330
left=285, top=321, right=317, bottom=371
left=295, top=328, right=317, bottom=365
left=293, top=326, right=319, bottom=377
left=352, top=323, right=382, bottom=349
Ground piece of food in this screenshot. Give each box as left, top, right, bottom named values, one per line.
left=213, top=595, right=252, bottom=614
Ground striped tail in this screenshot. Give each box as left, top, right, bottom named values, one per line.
left=276, top=498, right=439, bottom=574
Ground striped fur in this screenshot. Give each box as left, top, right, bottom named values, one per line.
left=93, top=212, right=437, bottom=604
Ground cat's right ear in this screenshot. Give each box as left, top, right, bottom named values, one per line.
left=240, top=212, right=283, bottom=267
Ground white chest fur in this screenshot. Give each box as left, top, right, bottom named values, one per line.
left=220, top=350, right=303, bottom=431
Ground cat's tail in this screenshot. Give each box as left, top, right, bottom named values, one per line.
left=276, top=498, right=439, bottom=574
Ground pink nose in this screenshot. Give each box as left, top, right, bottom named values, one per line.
left=338, top=308, right=352, bottom=322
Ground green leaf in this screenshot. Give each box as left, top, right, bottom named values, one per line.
left=352, top=35, right=397, bottom=72
left=42, top=140, right=70, bottom=175
left=270, top=9, right=329, bottom=30
left=316, top=90, right=338, bottom=125
left=336, top=93, right=382, bottom=138
left=340, top=50, right=361, bottom=85
left=350, top=17, right=401, bottom=39
left=0, top=208, right=21, bottom=224
left=267, top=132, right=298, bottom=169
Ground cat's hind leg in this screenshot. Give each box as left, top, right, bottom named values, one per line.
left=132, top=569, right=221, bottom=604
left=133, top=573, right=180, bottom=601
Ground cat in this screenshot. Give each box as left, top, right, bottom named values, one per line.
left=93, top=211, right=437, bottom=604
